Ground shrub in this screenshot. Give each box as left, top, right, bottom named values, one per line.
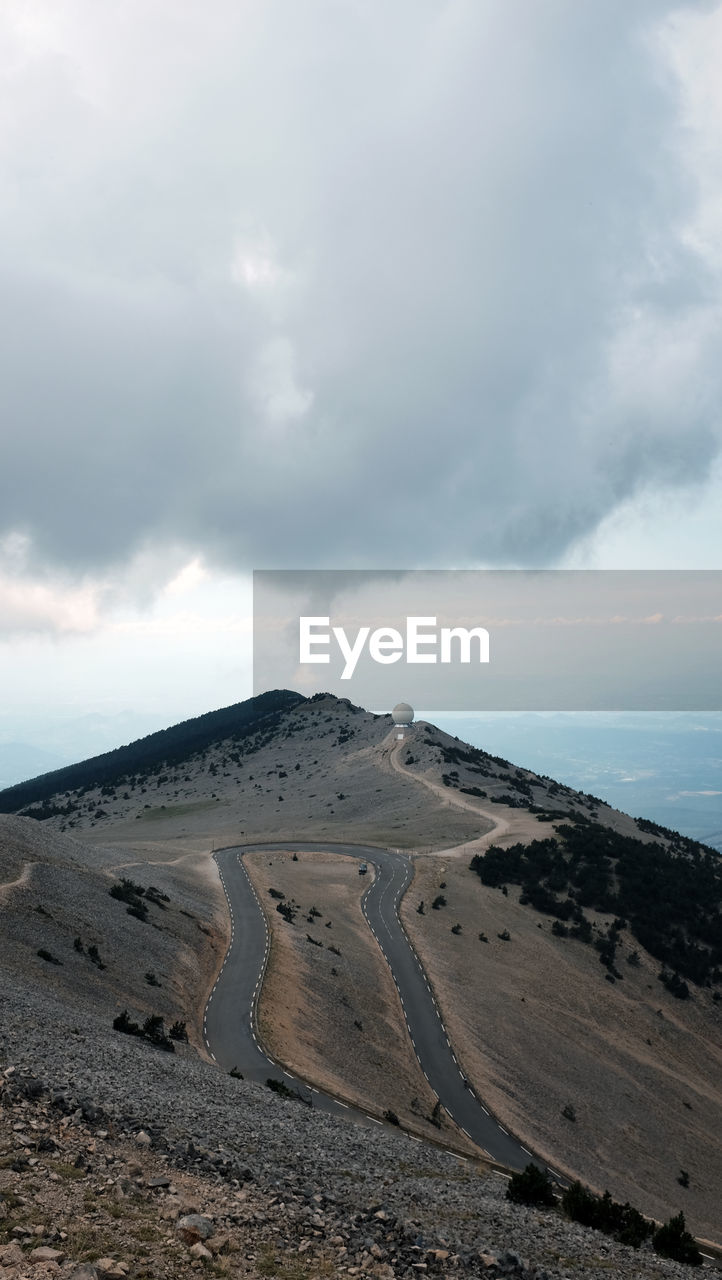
left=266, top=1077, right=310, bottom=1105
left=561, top=1182, right=653, bottom=1249
left=142, top=1015, right=174, bottom=1052
left=169, top=1020, right=188, bottom=1042
left=432, top=895, right=447, bottom=910
left=145, top=885, right=170, bottom=908
left=113, top=1010, right=140, bottom=1036
left=451, top=923, right=462, bottom=935
left=498, top=929, right=511, bottom=941
left=113, top=1009, right=174, bottom=1051
left=659, top=970, right=690, bottom=1000
left=653, top=1212, right=702, bottom=1265
left=383, top=1109, right=400, bottom=1125
left=87, top=944, right=105, bottom=970
left=110, top=877, right=146, bottom=904
left=145, top=971, right=161, bottom=986
left=37, top=949, right=62, bottom=965
left=506, top=1163, right=556, bottom=1207
left=73, top=936, right=84, bottom=953
left=561, top=1180, right=598, bottom=1228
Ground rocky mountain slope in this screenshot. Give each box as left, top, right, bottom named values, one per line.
left=1, top=692, right=721, bottom=1268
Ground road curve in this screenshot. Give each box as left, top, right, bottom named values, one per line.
left=204, top=841, right=546, bottom=1173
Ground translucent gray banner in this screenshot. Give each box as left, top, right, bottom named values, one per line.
left=253, top=570, right=722, bottom=711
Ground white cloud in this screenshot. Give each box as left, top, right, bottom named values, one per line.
left=248, top=336, right=314, bottom=426
left=2, top=0, right=722, bottom=593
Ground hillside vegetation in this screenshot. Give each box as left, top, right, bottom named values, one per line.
left=472, top=820, right=722, bottom=993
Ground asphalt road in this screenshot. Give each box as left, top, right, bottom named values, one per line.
left=204, top=840, right=546, bottom=1172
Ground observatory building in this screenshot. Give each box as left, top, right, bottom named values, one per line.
left=392, top=702, right=414, bottom=740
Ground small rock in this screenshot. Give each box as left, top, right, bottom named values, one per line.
left=176, top=1213, right=215, bottom=1244
left=29, top=1246, right=65, bottom=1263
left=208, top=1234, right=231, bottom=1256
left=96, top=1258, right=128, bottom=1278
left=135, top=1130, right=152, bottom=1147
left=69, top=1267, right=99, bottom=1280
left=0, top=1242, right=25, bottom=1267
left=190, top=1242, right=213, bottom=1260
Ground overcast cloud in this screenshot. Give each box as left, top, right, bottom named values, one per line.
left=2, top=0, right=722, bottom=617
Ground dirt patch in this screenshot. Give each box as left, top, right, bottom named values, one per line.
left=245, top=849, right=480, bottom=1156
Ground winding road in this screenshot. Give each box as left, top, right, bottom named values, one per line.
left=204, top=839, right=545, bottom=1173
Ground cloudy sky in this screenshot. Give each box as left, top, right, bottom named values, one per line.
left=3, top=0, right=722, bottom=756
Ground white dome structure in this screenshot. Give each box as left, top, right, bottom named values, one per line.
left=392, top=702, right=414, bottom=726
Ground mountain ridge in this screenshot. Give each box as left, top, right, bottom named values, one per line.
left=1, top=690, right=721, bottom=1247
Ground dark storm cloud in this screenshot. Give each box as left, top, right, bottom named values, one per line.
left=1, top=0, right=720, bottom=583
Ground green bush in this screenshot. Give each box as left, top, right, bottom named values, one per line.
left=561, top=1182, right=653, bottom=1249
left=113, top=1009, right=140, bottom=1036
left=506, top=1163, right=556, bottom=1207
left=142, top=1014, right=174, bottom=1052
left=113, top=1009, right=174, bottom=1051
left=653, top=1212, right=702, bottom=1266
